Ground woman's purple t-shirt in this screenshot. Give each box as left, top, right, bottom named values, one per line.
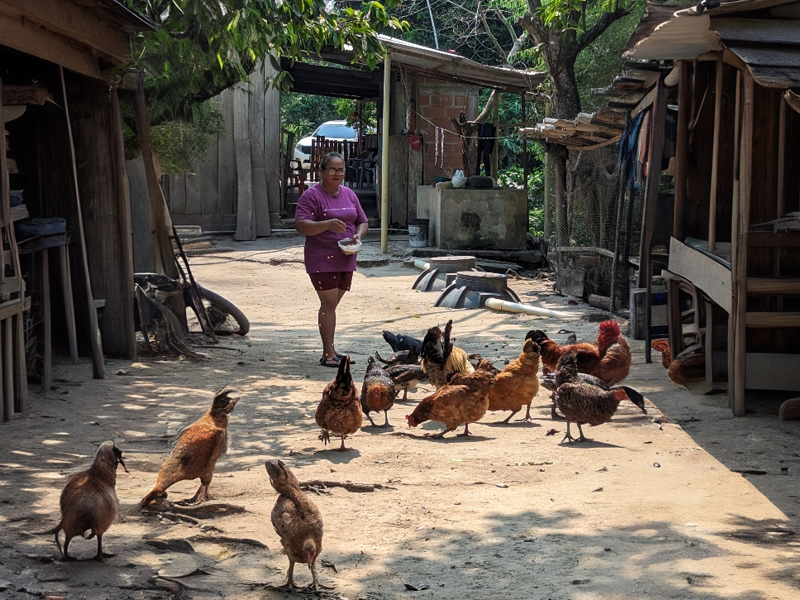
left=295, top=184, right=368, bottom=274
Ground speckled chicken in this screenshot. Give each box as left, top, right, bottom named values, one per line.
left=546, top=352, right=646, bottom=419
left=420, top=320, right=473, bottom=389
left=266, top=460, right=326, bottom=590
left=51, top=441, right=128, bottom=560
left=555, top=382, right=634, bottom=443
left=361, top=356, right=397, bottom=427
left=140, top=389, right=238, bottom=507
left=315, top=355, right=362, bottom=450
left=384, top=362, right=427, bottom=401
left=405, top=369, right=494, bottom=438
left=486, top=338, right=541, bottom=422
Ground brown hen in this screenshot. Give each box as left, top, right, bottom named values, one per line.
left=140, top=389, right=238, bottom=507
left=405, top=369, right=494, bottom=438
left=52, top=441, right=127, bottom=560
left=486, top=338, right=541, bottom=422
left=266, top=460, right=326, bottom=590
left=315, top=355, right=362, bottom=450
left=361, top=356, right=397, bottom=427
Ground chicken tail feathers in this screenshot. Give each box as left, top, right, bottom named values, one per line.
left=383, top=330, right=399, bottom=351
left=335, top=355, right=354, bottom=393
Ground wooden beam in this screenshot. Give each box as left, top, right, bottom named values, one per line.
left=0, top=0, right=132, bottom=64
left=708, top=54, right=723, bottom=252
left=674, top=62, right=690, bottom=241
left=640, top=77, right=667, bottom=364
left=748, top=231, right=800, bottom=247
left=1, top=86, right=55, bottom=106
left=0, top=11, right=102, bottom=80
left=731, top=70, right=754, bottom=416
left=745, top=312, right=800, bottom=328
left=747, top=277, right=800, bottom=294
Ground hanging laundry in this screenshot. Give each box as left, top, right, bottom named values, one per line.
left=476, top=122, right=495, bottom=176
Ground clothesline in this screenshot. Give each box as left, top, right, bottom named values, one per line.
left=410, top=108, right=510, bottom=141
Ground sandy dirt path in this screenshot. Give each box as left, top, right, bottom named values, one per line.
left=0, top=233, right=798, bottom=600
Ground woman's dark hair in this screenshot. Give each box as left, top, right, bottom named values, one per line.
left=320, top=152, right=344, bottom=170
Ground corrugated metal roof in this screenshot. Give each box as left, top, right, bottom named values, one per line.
left=380, top=36, right=545, bottom=93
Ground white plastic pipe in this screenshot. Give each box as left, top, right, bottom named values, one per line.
left=414, top=259, right=430, bottom=270
left=484, top=297, right=577, bottom=319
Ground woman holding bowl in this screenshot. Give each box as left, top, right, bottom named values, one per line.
left=295, top=151, right=369, bottom=367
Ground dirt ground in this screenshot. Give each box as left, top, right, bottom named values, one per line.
left=1, top=232, right=799, bottom=600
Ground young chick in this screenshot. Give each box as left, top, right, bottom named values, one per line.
left=361, top=356, right=397, bottom=427
left=487, top=338, right=541, bottom=422
left=266, top=460, right=326, bottom=590
left=555, top=383, right=632, bottom=443
left=405, top=369, right=495, bottom=438
left=140, top=388, right=238, bottom=507
left=51, top=441, right=128, bottom=560
left=315, top=355, right=362, bottom=450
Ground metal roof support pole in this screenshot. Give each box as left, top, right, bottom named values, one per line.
left=381, top=53, right=391, bottom=253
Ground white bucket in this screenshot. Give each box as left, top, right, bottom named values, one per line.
left=408, top=218, right=429, bottom=248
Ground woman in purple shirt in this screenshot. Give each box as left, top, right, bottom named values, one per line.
left=295, top=152, right=369, bottom=367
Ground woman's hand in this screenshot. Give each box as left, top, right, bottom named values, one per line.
left=326, top=219, right=347, bottom=233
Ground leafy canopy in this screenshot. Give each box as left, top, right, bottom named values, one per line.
left=123, top=1, right=406, bottom=122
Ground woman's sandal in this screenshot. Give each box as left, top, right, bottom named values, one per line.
left=319, top=355, right=341, bottom=368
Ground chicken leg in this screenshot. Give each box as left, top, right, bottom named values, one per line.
left=279, top=561, right=298, bottom=589
left=185, top=478, right=211, bottom=504
left=337, top=433, right=348, bottom=451
left=520, top=403, right=534, bottom=421
left=381, top=410, right=390, bottom=428
left=456, top=423, right=473, bottom=437
left=431, top=426, right=456, bottom=439
left=501, top=409, right=520, bottom=423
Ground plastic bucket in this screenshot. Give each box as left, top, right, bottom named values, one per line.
left=408, top=218, right=429, bottom=248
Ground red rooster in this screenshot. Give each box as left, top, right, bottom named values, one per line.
left=527, top=320, right=630, bottom=386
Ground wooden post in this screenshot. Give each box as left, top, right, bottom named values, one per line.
left=708, top=55, right=723, bottom=252
left=60, top=67, right=104, bottom=380
left=674, top=61, right=690, bottom=242
left=4, top=318, right=12, bottom=411
left=639, top=78, right=667, bottom=364
left=59, top=245, right=79, bottom=362
left=14, top=312, right=26, bottom=413
left=42, top=249, right=51, bottom=392
left=491, top=94, right=500, bottom=181
left=777, top=94, right=786, bottom=218
left=728, top=70, right=741, bottom=412
left=132, top=71, right=177, bottom=278
left=543, top=102, right=551, bottom=242
left=381, top=53, right=391, bottom=253
left=667, top=277, right=681, bottom=367
left=731, top=71, right=753, bottom=416
left=610, top=115, right=631, bottom=315
left=109, top=87, right=136, bottom=358
left=705, top=300, right=714, bottom=385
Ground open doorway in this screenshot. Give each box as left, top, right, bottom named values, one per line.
left=279, top=92, right=380, bottom=221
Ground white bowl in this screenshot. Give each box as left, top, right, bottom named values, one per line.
left=337, top=238, right=362, bottom=255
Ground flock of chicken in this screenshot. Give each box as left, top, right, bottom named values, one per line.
left=49, top=318, right=648, bottom=590
left=317, top=318, right=646, bottom=447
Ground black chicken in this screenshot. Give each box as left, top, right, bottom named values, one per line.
left=382, top=330, right=423, bottom=363
left=384, top=363, right=427, bottom=401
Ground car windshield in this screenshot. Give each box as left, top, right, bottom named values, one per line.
left=314, top=123, right=357, bottom=139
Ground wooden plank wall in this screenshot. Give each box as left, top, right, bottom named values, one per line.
left=164, top=63, right=278, bottom=236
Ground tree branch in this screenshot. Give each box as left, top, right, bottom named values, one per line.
left=507, top=30, right=529, bottom=64
left=517, top=14, right=546, bottom=48
left=471, top=89, right=498, bottom=125
left=576, top=6, right=633, bottom=54
left=477, top=3, right=507, bottom=60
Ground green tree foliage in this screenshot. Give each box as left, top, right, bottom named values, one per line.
left=122, top=1, right=405, bottom=173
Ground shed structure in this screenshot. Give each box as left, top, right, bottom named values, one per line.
left=627, top=0, right=800, bottom=414
left=1, top=0, right=154, bottom=420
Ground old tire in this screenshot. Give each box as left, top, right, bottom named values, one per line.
left=196, top=285, right=250, bottom=336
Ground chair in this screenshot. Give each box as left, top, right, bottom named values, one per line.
left=346, top=151, right=376, bottom=188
